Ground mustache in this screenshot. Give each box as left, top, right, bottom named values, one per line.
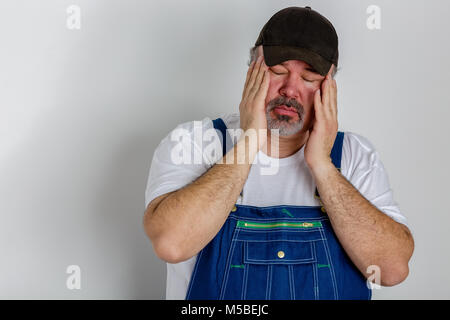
left=267, top=96, right=304, bottom=116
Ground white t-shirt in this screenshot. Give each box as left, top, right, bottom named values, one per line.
left=144, top=112, right=408, bottom=300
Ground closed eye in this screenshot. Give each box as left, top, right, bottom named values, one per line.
left=269, top=67, right=287, bottom=75
left=302, top=77, right=318, bottom=83
left=303, top=69, right=324, bottom=82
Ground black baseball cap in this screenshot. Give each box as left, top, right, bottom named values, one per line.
left=255, top=6, right=339, bottom=76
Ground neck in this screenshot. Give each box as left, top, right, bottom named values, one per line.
left=261, top=129, right=309, bottom=159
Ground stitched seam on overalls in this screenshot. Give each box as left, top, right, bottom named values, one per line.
left=239, top=229, right=326, bottom=234
left=232, top=204, right=324, bottom=210
left=219, top=225, right=241, bottom=299
left=288, top=265, right=295, bottom=300
left=229, top=214, right=329, bottom=223
left=246, top=258, right=315, bottom=264
left=247, top=259, right=315, bottom=264
left=244, top=240, right=315, bottom=264
left=241, top=261, right=249, bottom=300
left=318, top=226, right=339, bottom=300
left=185, top=248, right=204, bottom=299
left=311, top=241, right=319, bottom=300
left=235, top=238, right=325, bottom=242
left=220, top=228, right=241, bottom=299
left=233, top=218, right=326, bottom=225
left=266, top=265, right=272, bottom=300
left=234, top=229, right=325, bottom=234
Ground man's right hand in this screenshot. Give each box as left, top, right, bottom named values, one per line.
left=144, top=55, right=270, bottom=265
left=239, top=55, right=270, bottom=150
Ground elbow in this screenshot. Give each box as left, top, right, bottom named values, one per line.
left=380, top=263, right=410, bottom=287
left=143, top=214, right=190, bottom=264
left=379, top=226, right=414, bottom=287
left=152, top=236, right=190, bottom=264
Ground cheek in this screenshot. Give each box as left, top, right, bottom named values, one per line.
left=304, top=87, right=317, bottom=106
left=302, top=89, right=318, bottom=122
left=265, top=80, right=280, bottom=104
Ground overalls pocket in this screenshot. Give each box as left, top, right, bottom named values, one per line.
left=219, top=219, right=327, bottom=300
left=243, top=240, right=318, bottom=300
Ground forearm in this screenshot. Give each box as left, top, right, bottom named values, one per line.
left=145, top=137, right=257, bottom=263
left=310, top=161, right=414, bottom=286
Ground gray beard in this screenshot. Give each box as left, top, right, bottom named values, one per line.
left=265, top=96, right=305, bottom=136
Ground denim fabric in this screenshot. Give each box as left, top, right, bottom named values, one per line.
left=185, top=118, right=371, bottom=300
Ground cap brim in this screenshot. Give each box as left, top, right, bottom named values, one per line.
left=262, top=45, right=332, bottom=76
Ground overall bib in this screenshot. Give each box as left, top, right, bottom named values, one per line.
left=185, top=118, right=371, bottom=300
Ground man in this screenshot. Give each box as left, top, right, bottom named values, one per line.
left=143, top=6, right=414, bottom=300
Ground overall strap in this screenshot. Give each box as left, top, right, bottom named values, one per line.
left=330, top=131, right=344, bottom=171
left=213, top=117, right=244, bottom=199
left=212, top=117, right=231, bottom=156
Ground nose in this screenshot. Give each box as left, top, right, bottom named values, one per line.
left=279, top=74, right=302, bottom=100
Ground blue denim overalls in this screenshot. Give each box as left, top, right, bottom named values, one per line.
left=185, top=118, right=371, bottom=300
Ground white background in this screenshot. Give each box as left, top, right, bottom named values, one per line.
left=0, top=0, right=449, bottom=299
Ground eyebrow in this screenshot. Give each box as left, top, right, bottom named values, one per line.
left=279, top=62, right=321, bottom=75
left=305, top=67, right=319, bottom=74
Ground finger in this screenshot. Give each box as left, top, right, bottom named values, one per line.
left=245, top=56, right=263, bottom=97
left=243, top=57, right=260, bottom=99
left=242, top=59, right=257, bottom=99
left=321, top=76, right=331, bottom=117
left=313, top=88, right=323, bottom=119
left=242, top=60, right=256, bottom=98
left=326, top=65, right=336, bottom=116
left=325, top=75, right=334, bottom=117
left=249, top=58, right=267, bottom=98
left=330, top=79, right=337, bottom=118
left=255, top=69, right=270, bottom=107
left=327, top=64, right=335, bottom=78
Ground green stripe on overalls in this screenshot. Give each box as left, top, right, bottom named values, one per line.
left=237, top=220, right=322, bottom=229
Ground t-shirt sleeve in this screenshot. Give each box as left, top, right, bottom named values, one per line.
left=341, top=132, right=408, bottom=227
left=144, top=117, right=221, bottom=209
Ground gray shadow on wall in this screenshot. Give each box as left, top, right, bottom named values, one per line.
left=92, top=129, right=169, bottom=299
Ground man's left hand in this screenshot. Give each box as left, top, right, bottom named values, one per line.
left=304, top=65, right=338, bottom=172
